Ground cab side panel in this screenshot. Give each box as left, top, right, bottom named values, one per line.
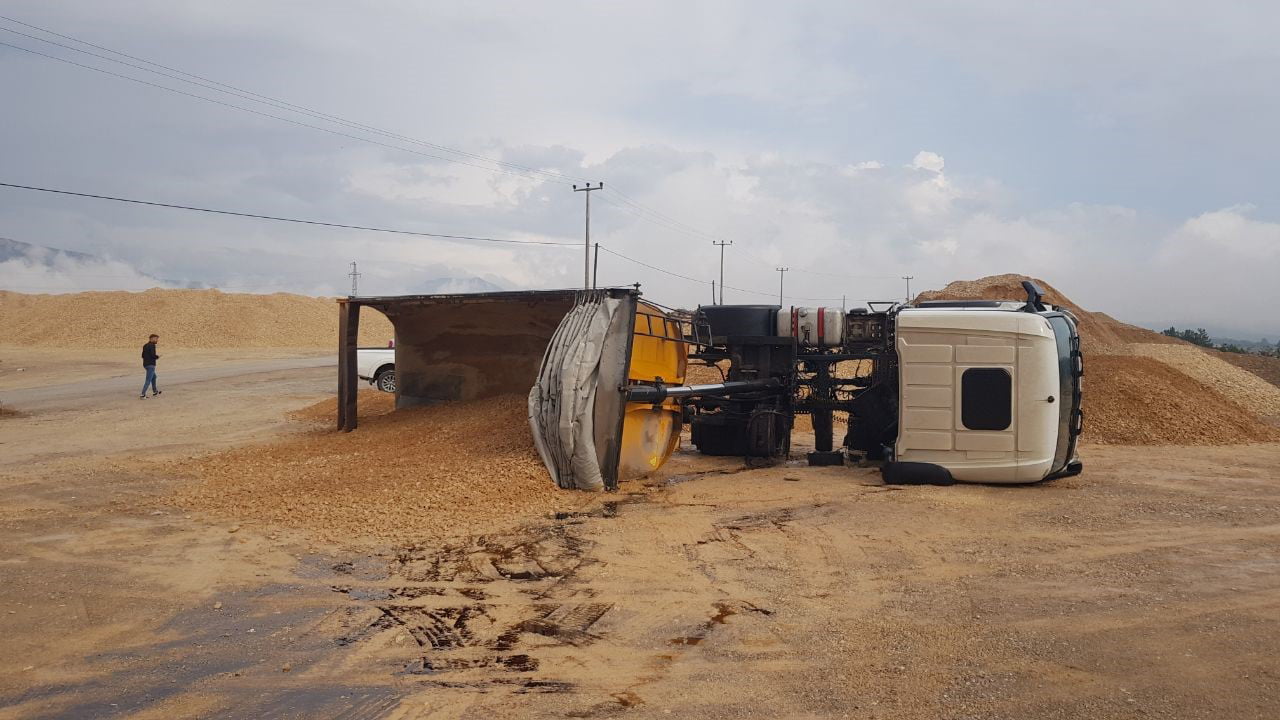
left=895, top=311, right=1057, bottom=484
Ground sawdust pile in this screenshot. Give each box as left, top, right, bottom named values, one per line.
left=1129, top=344, right=1280, bottom=418
left=915, top=274, right=1175, bottom=354
left=172, top=394, right=580, bottom=546
left=0, top=289, right=393, bottom=348
left=1083, top=356, right=1278, bottom=445
left=1217, top=352, right=1280, bottom=389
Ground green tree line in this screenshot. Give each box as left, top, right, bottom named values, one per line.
left=1162, top=327, right=1280, bottom=356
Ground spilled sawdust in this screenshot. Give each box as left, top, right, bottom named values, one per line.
left=171, top=394, right=588, bottom=547
left=287, top=390, right=396, bottom=422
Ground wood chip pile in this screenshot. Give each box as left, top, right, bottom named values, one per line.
left=171, top=394, right=581, bottom=546
left=0, top=289, right=393, bottom=348
left=1129, top=344, right=1280, bottom=418
left=1216, top=352, right=1280, bottom=389
left=915, top=274, right=1177, bottom=354
left=1083, top=356, right=1278, bottom=445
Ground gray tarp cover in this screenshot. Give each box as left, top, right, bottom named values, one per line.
left=528, top=294, right=621, bottom=490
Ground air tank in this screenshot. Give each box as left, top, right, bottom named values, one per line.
left=777, top=306, right=845, bottom=347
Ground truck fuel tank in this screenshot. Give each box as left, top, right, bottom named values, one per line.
left=777, top=307, right=845, bottom=347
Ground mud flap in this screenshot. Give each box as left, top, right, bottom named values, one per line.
left=528, top=292, right=636, bottom=490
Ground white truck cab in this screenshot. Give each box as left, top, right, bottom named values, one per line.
left=890, top=300, right=1083, bottom=484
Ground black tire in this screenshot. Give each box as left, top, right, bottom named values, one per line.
left=375, top=368, right=396, bottom=393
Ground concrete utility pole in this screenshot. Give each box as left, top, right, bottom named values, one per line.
left=348, top=261, right=361, bottom=297
left=712, top=240, right=732, bottom=304
left=776, top=267, right=789, bottom=305
left=573, top=182, right=603, bottom=289
left=902, top=275, right=914, bottom=303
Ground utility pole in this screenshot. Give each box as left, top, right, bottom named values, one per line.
left=348, top=261, right=361, bottom=297
left=712, top=240, right=732, bottom=304
left=902, top=275, right=914, bottom=303
left=592, top=243, right=600, bottom=290
left=776, top=267, right=789, bottom=305
left=573, top=182, right=603, bottom=289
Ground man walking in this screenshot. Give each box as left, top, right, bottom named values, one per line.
left=140, top=334, right=162, bottom=399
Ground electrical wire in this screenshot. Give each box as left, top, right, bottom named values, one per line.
left=597, top=246, right=710, bottom=285
left=598, top=246, right=846, bottom=303
left=0, top=40, right=579, bottom=186
left=0, top=18, right=588, bottom=186
left=0, top=181, right=578, bottom=246
left=0, top=17, right=759, bottom=248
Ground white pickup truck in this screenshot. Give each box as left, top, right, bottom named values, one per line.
left=356, top=347, right=396, bottom=393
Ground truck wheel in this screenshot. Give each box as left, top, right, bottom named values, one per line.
left=376, top=369, right=396, bottom=393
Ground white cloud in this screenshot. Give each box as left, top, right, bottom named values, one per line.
left=0, top=247, right=166, bottom=294
left=910, top=151, right=945, bottom=173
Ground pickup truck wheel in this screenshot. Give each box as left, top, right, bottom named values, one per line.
left=375, top=369, right=397, bottom=393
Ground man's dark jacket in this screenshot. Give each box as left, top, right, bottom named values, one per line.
left=142, top=342, right=158, bottom=367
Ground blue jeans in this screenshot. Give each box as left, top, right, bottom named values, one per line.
left=141, top=365, right=158, bottom=396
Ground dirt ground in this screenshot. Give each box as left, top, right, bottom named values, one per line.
left=2, top=355, right=1280, bottom=719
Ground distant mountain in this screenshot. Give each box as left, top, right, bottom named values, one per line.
left=415, top=276, right=505, bottom=294
left=0, top=237, right=99, bottom=264
left=0, top=237, right=209, bottom=289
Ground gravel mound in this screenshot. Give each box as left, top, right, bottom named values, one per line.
left=1129, top=344, right=1280, bottom=419
left=171, top=394, right=582, bottom=546
left=0, top=288, right=394, bottom=348
left=1084, top=356, right=1279, bottom=444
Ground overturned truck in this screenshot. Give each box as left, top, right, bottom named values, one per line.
left=337, top=281, right=1083, bottom=489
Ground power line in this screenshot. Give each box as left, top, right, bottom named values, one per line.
left=0, top=17, right=759, bottom=248
left=597, top=246, right=843, bottom=303
left=0, top=18, right=588, bottom=186
left=0, top=181, right=578, bottom=246
left=0, top=39, right=578, bottom=187
left=597, top=246, right=709, bottom=285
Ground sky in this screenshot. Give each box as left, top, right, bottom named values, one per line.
left=1, top=1, right=1278, bottom=338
